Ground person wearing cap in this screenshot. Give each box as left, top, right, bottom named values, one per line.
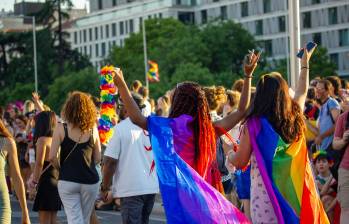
left=100, top=93, right=159, bottom=224
left=313, top=150, right=338, bottom=223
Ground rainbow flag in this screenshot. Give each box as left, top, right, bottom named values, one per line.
left=247, top=117, right=329, bottom=224
left=147, top=115, right=250, bottom=224
left=147, top=60, right=159, bottom=82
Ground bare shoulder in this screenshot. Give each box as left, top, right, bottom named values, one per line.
left=1, top=137, right=16, bottom=154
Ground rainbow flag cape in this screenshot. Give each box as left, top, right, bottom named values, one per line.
left=147, top=60, right=159, bottom=82
left=247, top=117, right=329, bottom=224
left=147, top=115, right=250, bottom=224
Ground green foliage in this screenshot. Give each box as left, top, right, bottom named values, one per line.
left=0, top=83, right=34, bottom=106
left=108, top=19, right=259, bottom=98
left=45, top=68, right=99, bottom=112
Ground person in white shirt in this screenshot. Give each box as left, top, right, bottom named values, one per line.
left=100, top=93, right=159, bottom=224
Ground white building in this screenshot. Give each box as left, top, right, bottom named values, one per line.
left=68, top=0, right=349, bottom=75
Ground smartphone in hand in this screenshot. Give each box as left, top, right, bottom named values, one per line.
left=297, top=42, right=317, bottom=58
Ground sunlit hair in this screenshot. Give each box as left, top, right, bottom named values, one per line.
left=169, top=82, right=216, bottom=177
left=61, top=91, right=97, bottom=132
left=24, top=100, right=35, bottom=115
left=34, top=111, right=56, bottom=144
left=0, top=119, right=12, bottom=138
left=130, top=80, right=142, bottom=92
left=203, top=86, right=227, bottom=111
left=246, top=73, right=305, bottom=143
left=325, top=76, right=341, bottom=96
left=232, top=79, right=244, bottom=93
left=226, top=90, right=241, bottom=109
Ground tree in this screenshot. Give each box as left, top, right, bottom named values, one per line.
left=107, top=18, right=261, bottom=98
left=44, top=68, right=99, bottom=112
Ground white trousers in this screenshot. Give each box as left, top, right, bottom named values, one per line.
left=58, top=180, right=99, bottom=224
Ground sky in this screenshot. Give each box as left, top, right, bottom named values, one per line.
left=2, top=0, right=88, bottom=12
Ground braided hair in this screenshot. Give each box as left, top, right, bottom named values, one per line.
left=169, top=82, right=216, bottom=178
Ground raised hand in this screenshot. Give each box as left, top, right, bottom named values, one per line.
left=243, top=50, right=261, bottom=77
left=301, top=43, right=316, bottom=67
left=32, top=92, right=40, bottom=104
left=112, top=68, right=125, bottom=86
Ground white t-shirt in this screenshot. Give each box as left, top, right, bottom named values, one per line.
left=104, top=118, right=159, bottom=198
left=142, top=100, right=152, bottom=117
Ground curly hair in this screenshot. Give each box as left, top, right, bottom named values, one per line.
left=61, top=91, right=97, bottom=132
left=203, top=86, right=227, bottom=112
left=169, top=82, right=216, bottom=178
left=247, top=73, right=305, bottom=143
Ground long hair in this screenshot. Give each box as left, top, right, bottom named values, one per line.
left=33, top=111, right=56, bottom=144
left=246, top=73, right=305, bottom=143
left=61, top=91, right=97, bottom=132
left=169, top=82, right=216, bottom=177
left=0, top=119, right=13, bottom=138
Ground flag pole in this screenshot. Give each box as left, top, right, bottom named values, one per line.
left=288, top=0, right=300, bottom=90
left=142, top=14, right=149, bottom=90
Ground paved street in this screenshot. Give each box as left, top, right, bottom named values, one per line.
left=11, top=197, right=166, bottom=224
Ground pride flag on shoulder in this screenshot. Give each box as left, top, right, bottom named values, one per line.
left=147, top=115, right=250, bottom=224
left=147, top=60, right=159, bottom=82
left=247, top=117, right=329, bottom=224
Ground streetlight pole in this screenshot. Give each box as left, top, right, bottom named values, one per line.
left=142, top=16, right=149, bottom=90
left=32, top=16, right=38, bottom=93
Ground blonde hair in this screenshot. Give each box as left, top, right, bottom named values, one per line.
left=203, top=86, right=227, bottom=111
left=61, top=91, right=97, bottom=132
left=226, top=90, right=241, bottom=109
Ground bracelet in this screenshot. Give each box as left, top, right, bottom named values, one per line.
left=301, top=66, right=309, bottom=70
left=244, top=74, right=253, bottom=78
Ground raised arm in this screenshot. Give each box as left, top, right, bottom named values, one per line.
left=214, top=51, right=260, bottom=134
left=293, top=45, right=316, bottom=111
left=113, top=69, right=147, bottom=130
left=32, top=92, right=45, bottom=112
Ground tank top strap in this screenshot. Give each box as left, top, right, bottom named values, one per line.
left=63, top=123, right=68, bottom=138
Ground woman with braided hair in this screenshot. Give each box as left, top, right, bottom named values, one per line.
left=108, top=51, right=259, bottom=192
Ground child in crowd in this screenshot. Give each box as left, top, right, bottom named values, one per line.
left=314, top=150, right=339, bottom=223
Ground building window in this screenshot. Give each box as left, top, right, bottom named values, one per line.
left=339, top=29, right=349, bottom=46
left=125, top=20, right=129, bottom=34
left=95, top=27, right=98, bottom=40
left=330, top=53, right=338, bottom=66
left=278, top=16, right=286, bottom=32
left=89, top=28, right=92, bottom=41
left=159, top=13, right=162, bottom=18
left=83, top=30, right=87, bottom=42
left=79, top=31, right=82, bottom=43
left=112, top=0, right=117, bottom=6
left=262, top=40, right=273, bottom=56
left=255, top=20, right=263, bottom=35
left=98, top=0, right=102, bottom=10
left=119, top=21, right=124, bottom=35
left=95, top=44, right=99, bottom=57
left=328, top=7, right=338, bottom=25
left=89, top=45, right=92, bottom=57
left=312, top=0, right=320, bottom=4
left=74, top=32, right=77, bottom=44
left=263, top=0, right=271, bottom=13
left=84, top=46, right=87, bottom=55
left=221, top=6, right=227, bottom=20
left=129, top=19, right=134, bottom=33
left=201, top=10, right=207, bottom=24
left=101, top=42, right=106, bottom=56
left=313, top=32, right=322, bottom=45
left=302, top=12, right=311, bottom=28
left=100, top=26, right=104, bottom=38
left=112, top=23, right=116, bottom=37
left=241, top=2, right=248, bottom=17
left=106, top=25, right=109, bottom=38
left=178, top=12, right=195, bottom=25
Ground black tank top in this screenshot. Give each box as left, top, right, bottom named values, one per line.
left=59, top=124, right=99, bottom=184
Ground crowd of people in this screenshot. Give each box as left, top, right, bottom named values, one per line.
left=0, top=46, right=348, bottom=224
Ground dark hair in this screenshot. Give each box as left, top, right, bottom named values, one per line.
left=33, top=111, right=56, bottom=144
left=169, top=82, right=216, bottom=177
left=15, top=115, right=28, bottom=126
left=325, top=76, right=341, bottom=96
left=246, top=73, right=305, bottom=143
left=307, top=87, right=316, bottom=101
